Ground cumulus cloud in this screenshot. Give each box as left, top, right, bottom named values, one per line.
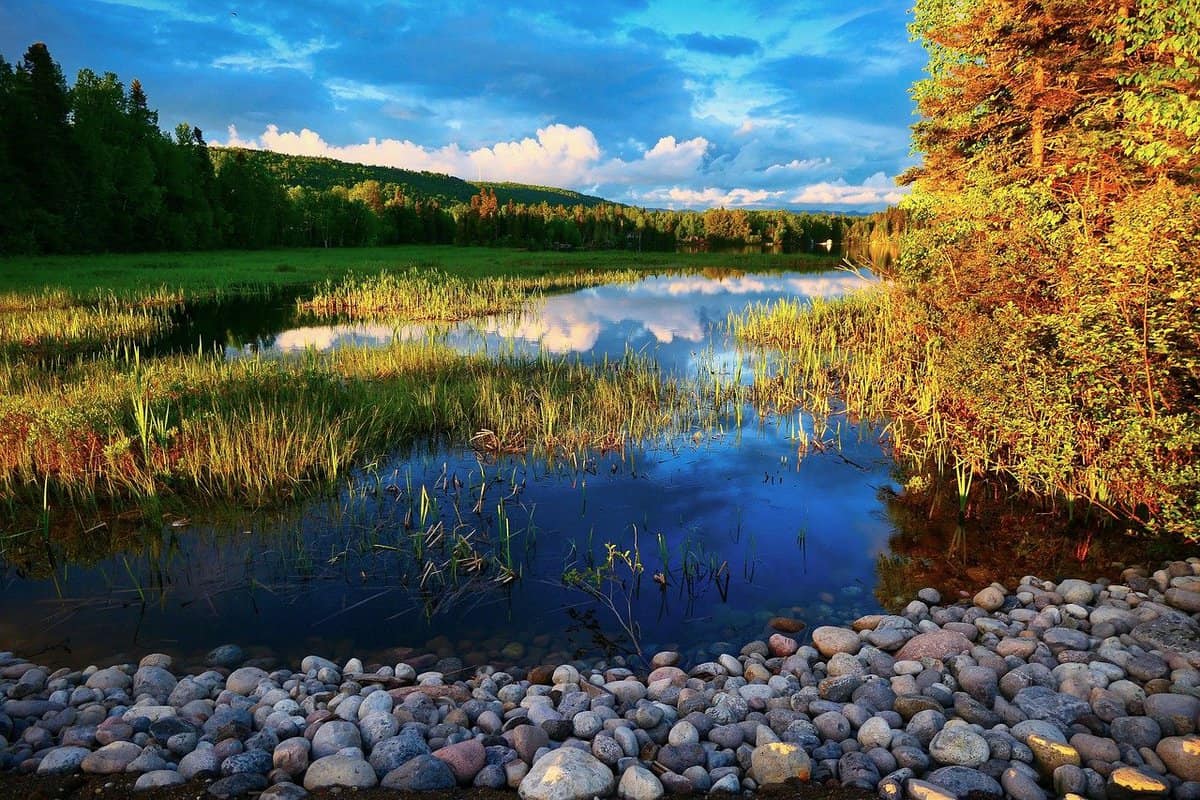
left=214, top=125, right=903, bottom=210
left=216, top=124, right=709, bottom=188
left=636, top=186, right=786, bottom=208
left=787, top=171, right=907, bottom=206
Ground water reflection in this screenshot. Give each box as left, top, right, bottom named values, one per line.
left=2, top=268, right=897, bottom=668
left=260, top=270, right=872, bottom=370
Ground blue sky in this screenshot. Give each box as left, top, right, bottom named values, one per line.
left=1, top=1, right=925, bottom=210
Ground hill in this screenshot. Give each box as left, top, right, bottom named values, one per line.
left=210, top=147, right=611, bottom=208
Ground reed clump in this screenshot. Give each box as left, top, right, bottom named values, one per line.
left=0, top=338, right=715, bottom=506
left=0, top=287, right=180, bottom=360
left=298, top=268, right=646, bottom=322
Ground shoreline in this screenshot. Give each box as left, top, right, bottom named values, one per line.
left=2, top=560, right=1198, bottom=799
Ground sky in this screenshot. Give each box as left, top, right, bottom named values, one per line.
left=0, top=1, right=926, bottom=211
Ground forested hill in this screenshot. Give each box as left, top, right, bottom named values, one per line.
left=210, top=147, right=610, bottom=208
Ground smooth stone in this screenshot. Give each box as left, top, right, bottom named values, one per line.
left=518, top=746, right=615, bottom=800
left=812, top=626, right=862, bottom=657
left=750, top=742, right=811, bottom=785
left=381, top=754, right=457, bottom=791
left=311, top=720, right=361, bottom=759
left=259, top=785, right=309, bottom=800
left=37, top=746, right=91, bottom=775
left=1001, top=767, right=1047, bottom=800
left=135, top=770, right=187, bottom=791
left=1013, top=686, right=1090, bottom=731
left=432, top=737, right=486, bottom=785
left=1107, top=765, right=1170, bottom=799
left=180, top=746, right=221, bottom=779
left=1026, top=733, right=1081, bottom=773
left=1144, top=693, right=1200, bottom=735
left=273, top=738, right=311, bottom=776
left=905, top=778, right=958, bottom=800
left=206, top=645, right=245, bottom=668
left=303, top=754, right=378, bottom=790
left=81, top=741, right=142, bottom=774
left=925, top=765, right=1003, bottom=799
left=974, top=587, right=1005, bottom=612
left=1156, top=735, right=1200, bottom=781
left=929, top=726, right=989, bottom=767
left=207, top=773, right=268, bottom=798
left=894, top=631, right=973, bottom=662
left=619, top=764, right=665, bottom=800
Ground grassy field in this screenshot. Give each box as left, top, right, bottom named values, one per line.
left=0, top=245, right=834, bottom=298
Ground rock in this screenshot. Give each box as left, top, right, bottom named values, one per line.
left=1107, top=765, right=1170, bottom=799
left=750, top=742, right=811, bottom=785
left=768, top=634, right=799, bottom=657
left=80, top=741, right=142, bottom=774
left=928, top=726, right=989, bottom=767
left=1042, top=627, right=1090, bottom=653
left=619, top=764, right=665, bottom=800
left=273, top=738, right=310, bottom=776
left=974, top=586, right=1005, bottom=612
left=1167, top=588, right=1200, bottom=613
left=259, top=785, right=309, bottom=800
left=770, top=617, right=806, bottom=634
left=508, top=724, right=550, bottom=764
left=1143, top=693, right=1200, bottom=735
left=303, top=754, right=378, bottom=790
left=85, top=667, right=131, bottom=690
left=518, top=746, right=615, bottom=800
left=381, top=754, right=457, bottom=791
left=1156, top=735, right=1200, bottom=781
left=225, top=666, right=268, bottom=695
left=37, top=746, right=91, bottom=775
left=894, top=630, right=973, bottom=662
left=207, top=773, right=268, bottom=798
left=812, top=626, right=861, bottom=656
left=180, top=746, right=221, bottom=779
left=311, top=720, right=361, bottom=759
left=925, top=765, right=1003, bottom=799
left=1111, top=715, right=1162, bottom=749
left=657, top=743, right=706, bottom=773
left=858, top=716, right=894, bottom=750
left=432, top=738, right=486, bottom=785
left=133, top=667, right=177, bottom=702
left=1026, top=733, right=1081, bottom=774
left=1131, top=617, right=1200, bottom=665
left=134, top=770, right=187, bottom=791
left=206, top=645, right=245, bottom=668
left=1012, top=686, right=1090, bottom=731
left=1000, top=767, right=1047, bottom=800
left=906, top=778, right=958, bottom=800
left=1057, top=579, right=1094, bottom=605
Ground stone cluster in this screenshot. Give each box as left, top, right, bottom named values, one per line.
left=2, top=559, right=1199, bottom=800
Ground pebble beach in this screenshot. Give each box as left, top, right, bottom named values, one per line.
left=3, top=559, right=1199, bottom=800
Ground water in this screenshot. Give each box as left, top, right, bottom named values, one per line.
left=0, top=268, right=1135, bottom=669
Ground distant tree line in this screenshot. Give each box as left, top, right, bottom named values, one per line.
left=0, top=43, right=858, bottom=256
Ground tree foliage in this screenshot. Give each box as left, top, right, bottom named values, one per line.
left=898, top=0, right=1200, bottom=536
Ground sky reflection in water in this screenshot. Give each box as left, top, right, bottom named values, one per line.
left=1, top=269, right=898, bottom=667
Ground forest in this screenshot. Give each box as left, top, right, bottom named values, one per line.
left=0, top=43, right=857, bottom=256
left=887, top=0, right=1199, bottom=536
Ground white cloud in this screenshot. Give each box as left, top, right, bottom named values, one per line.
left=787, top=171, right=907, bottom=206
left=636, top=186, right=786, bottom=208
left=765, top=158, right=832, bottom=173
left=215, top=124, right=706, bottom=188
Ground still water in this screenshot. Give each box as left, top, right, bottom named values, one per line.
left=0, top=270, right=907, bottom=668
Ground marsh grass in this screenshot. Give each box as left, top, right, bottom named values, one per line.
left=0, top=336, right=723, bottom=507
left=0, top=287, right=181, bottom=360
left=298, top=267, right=648, bottom=322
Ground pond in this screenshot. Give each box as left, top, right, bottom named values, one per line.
left=0, top=268, right=1137, bottom=670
